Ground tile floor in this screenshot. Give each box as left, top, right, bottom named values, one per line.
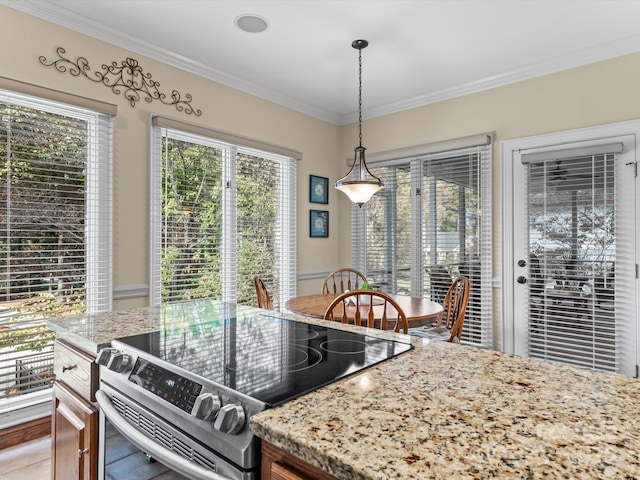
left=0, top=436, right=51, bottom=480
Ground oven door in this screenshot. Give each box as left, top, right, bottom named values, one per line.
left=97, top=386, right=256, bottom=480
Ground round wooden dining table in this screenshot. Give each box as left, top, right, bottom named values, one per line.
left=284, top=293, right=444, bottom=327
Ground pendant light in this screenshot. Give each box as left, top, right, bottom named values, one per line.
left=335, top=39, right=384, bottom=207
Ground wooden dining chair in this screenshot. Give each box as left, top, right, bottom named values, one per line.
left=323, top=290, right=409, bottom=334
left=409, top=275, right=470, bottom=342
left=254, top=276, right=274, bottom=310
left=321, top=268, right=367, bottom=294
left=426, top=264, right=452, bottom=304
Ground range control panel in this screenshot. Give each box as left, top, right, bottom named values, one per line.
left=96, top=347, right=247, bottom=435
left=128, top=358, right=203, bottom=413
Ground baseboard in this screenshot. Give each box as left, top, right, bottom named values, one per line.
left=0, top=415, right=51, bottom=450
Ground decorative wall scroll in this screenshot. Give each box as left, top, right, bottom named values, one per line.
left=39, top=47, right=202, bottom=116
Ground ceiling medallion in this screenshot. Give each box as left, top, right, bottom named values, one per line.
left=39, top=47, right=202, bottom=116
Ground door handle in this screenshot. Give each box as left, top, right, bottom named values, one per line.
left=517, top=276, right=527, bottom=284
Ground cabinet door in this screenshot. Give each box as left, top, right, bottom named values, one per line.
left=52, top=381, right=98, bottom=480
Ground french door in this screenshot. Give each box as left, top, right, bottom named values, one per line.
left=503, top=121, right=639, bottom=376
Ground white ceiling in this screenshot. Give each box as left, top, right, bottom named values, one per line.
left=6, top=0, right=640, bottom=125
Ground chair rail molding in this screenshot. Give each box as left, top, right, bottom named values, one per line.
left=113, top=284, right=149, bottom=300
left=298, top=270, right=332, bottom=281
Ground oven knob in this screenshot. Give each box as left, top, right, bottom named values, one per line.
left=106, top=352, right=131, bottom=373
left=95, top=348, right=116, bottom=366
left=191, top=393, right=221, bottom=421
left=213, top=404, right=245, bottom=435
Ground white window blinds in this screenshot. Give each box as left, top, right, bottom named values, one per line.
left=150, top=118, right=297, bottom=309
left=0, top=90, right=112, bottom=402
left=352, top=137, right=492, bottom=348
left=523, top=148, right=631, bottom=372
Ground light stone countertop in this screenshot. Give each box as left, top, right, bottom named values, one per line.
left=47, top=306, right=163, bottom=353
left=250, top=334, right=640, bottom=479
left=47, top=300, right=640, bottom=479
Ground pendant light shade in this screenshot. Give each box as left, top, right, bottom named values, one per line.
left=335, top=39, right=384, bottom=207
left=336, top=145, right=384, bottom=206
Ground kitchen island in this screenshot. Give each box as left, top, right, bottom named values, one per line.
left=251, top=338, right=640, bottom=479
left=49, top=301, right=640, bottom=479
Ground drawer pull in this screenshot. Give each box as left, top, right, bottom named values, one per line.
left=77, top=448, right=89, bottom=458
left=62, top=364, right=77, bottom=372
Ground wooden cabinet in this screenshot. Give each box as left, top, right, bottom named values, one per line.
left=52, top=339, right=99, bottom=480
left=270, top=462, right=308, bottom=480
left=262, top=441, right=338, bottom=480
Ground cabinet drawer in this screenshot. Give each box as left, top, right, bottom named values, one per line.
left=54, top=339, right=98, bottom=402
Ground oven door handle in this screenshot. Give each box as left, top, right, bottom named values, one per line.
left=96, top=390, right=234, bottom=480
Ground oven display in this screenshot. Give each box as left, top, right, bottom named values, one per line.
left=128, top=358, right=203, bottom=413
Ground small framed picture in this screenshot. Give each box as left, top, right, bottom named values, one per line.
left=309, top=175, right=329, bottom=204
left=310, top=210, right=329, bottom=238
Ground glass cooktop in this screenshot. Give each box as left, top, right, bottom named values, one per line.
left=113, top=300, right=413, bottom=406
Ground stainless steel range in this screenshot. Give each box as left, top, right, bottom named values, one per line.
left=95, top=300, right=412, bottom=480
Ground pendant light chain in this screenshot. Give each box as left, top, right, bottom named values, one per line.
left=335, top=39, right=384, bottom=206
left=358, top=46, right=363, bottom=148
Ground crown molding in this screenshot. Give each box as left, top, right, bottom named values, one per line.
left=2, top=0, right=342, bottom=124
left=5, top=0, right=640, bottom=127
left=346, top=33, right=640, bottom=125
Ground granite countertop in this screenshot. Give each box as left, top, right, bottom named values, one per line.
left=250, top=332, right=640, bottom=479
left=48, top=306, right=162, bottom=353
left=48, top=300, right=640, bottom=479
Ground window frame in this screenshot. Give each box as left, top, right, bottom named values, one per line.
left=352, top=138, right=493, bottom=348
left=0, top=88, right=112, bottom=426
left=150, top=118, right=297, bottom=308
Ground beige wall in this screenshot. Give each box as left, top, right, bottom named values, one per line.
left=1, top=6, right=346, bottom=305
left=338, top=52, right=640, bottom=345
left=3, top=7, right=640, bottom=344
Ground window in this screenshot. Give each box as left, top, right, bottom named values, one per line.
left=150, top=118, right=297, bottom=308
left=352, top=137, right=492, bottom=347
left=0, top=89, right=112, bottom=417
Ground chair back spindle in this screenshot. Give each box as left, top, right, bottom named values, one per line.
left=437, top=276, right=470, bottom=342
left=254, top=276, right=274, bottom=310
left=408, top=275, right=469, bottom=342
left=321, top=268, right=367, bottom=294
left=324, top=290, right=409, bottom=334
